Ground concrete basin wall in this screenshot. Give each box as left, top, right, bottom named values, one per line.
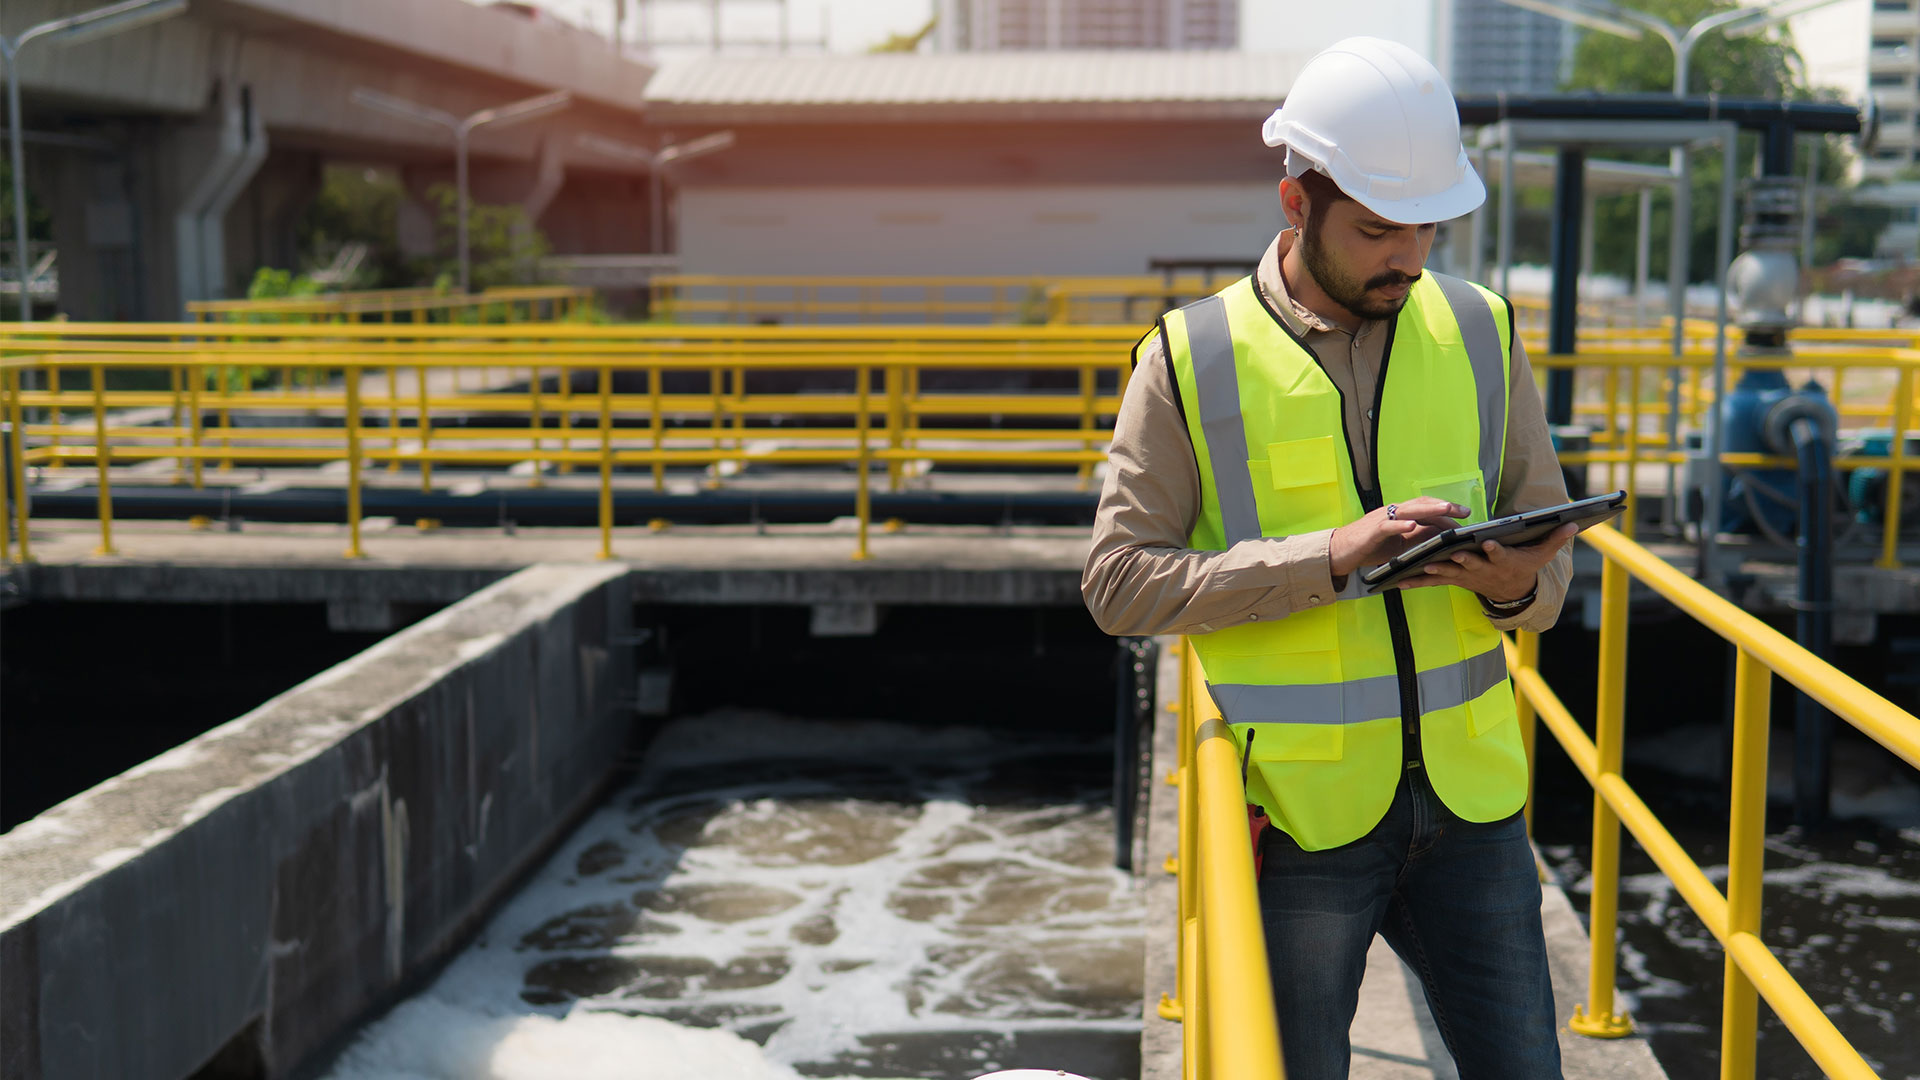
left=0, top=563, right=635, bottom=1080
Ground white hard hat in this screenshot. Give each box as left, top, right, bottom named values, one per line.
left=968, top=1073, right=1093, bottom=1080
left=1262, top=36, right=1484, bottom=226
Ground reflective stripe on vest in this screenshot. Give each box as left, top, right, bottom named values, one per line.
left=1207, top=643, right=1507, bottom=725
left=1183, top=271, right=1509, bottom=551
left=1165, top=270, right=1529, bottom=852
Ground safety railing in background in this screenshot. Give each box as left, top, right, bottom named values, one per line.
left=2, top=324, right=1914, bottom=569
left=1530, top=348, right=1918, bottom=569
left=185, top=284, right=592, bottom=324
left=1508, top=523, right=1920, bottom=1080
left=1160, top=637, right=1285, bottom=1080
left=0, top=322, right=1137, bottom=563
left=647, top=274, right=1225, bottom=326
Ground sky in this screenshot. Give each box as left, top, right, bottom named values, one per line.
left=502, top=0, right=1867, bottom=97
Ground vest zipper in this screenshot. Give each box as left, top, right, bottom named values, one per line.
left=1364, top=324, right=1425, bottom=766
left=1240, top=728, right=1257, bottom=787
left=1253, top=288, right=1423, bottom=764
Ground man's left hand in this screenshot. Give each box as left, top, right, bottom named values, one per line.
left=1395, top=523, right=1578, bottom=604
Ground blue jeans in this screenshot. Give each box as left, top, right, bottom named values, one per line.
left=1256, top=763, right=1563, bottom=1080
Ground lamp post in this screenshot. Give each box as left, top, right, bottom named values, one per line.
left=1, top=0, right=188, bottom=322
left=351, top=88, right=572, bottom=293
left=578, top=130, right=736, bottom=255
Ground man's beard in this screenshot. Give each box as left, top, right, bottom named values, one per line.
left=1300, top=222, right=1419, bottom=322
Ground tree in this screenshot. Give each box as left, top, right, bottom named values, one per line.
left=1558, top=0, right=1858, bottom=284
left=420, top=183, right=550, bottom=291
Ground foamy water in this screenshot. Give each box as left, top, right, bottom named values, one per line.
left=322, top=711, right=1144, bottom=1080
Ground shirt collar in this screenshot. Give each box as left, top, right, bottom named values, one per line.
left=1253, top=229, right=1385, bottom=341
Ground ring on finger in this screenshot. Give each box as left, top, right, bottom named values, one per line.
left=1386, top=503, right=1398, bottom=521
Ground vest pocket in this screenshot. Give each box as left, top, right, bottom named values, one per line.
left=1251, top=435, right=1342, bottom=533
left=1419, top=470, right=1487, bottom=524
left=1251, top=723, right=1344, bottom=762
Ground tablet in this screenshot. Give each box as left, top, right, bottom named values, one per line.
left=1359, top=490, right=1626, bottom=593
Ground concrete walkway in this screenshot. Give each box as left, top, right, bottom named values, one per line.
left=1139, top=642, right=1669, bottom=1080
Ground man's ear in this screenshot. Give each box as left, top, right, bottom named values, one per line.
left=1278, top=177, right=1309, bottom=232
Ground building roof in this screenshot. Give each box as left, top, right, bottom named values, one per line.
left=641, top=51, right=1306, bottom=124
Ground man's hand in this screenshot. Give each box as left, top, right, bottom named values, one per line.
left=1395, top=523, right=1578, bottom=604
left=1329, top=497, right=1468, bottom=579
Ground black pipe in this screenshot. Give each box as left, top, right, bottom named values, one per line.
left=1547, top=147, right=1584, bottom=427
left=1790, top=416, right=1834, bottom=827
left=1456, top=94, right=1861, bottom=135
left=24, top=485, right=1102, bottom=528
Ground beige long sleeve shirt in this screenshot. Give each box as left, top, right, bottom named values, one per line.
left=1082, top=231, right=1572, bottom=637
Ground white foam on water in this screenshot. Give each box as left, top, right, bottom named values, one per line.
left=326, top=997, right=793, bottom=1080
left=320, top=709, right=1143, bottom=1080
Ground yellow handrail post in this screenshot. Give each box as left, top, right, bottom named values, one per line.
left=649, top=364, right=665, bottom=493
left=1517, top=628, right=1541, bottom=837
left=885, top=364, right=903, bottom=492
left=707, top=367, right=724, bottom=489
left=386, top=364, right=401, bottom=472
left=529, top=365, right=544, bottom=490
left=1603, top=365, right=1620, bottom=492
left=1196, top=714, right=1283, bottom=1078
left=598, top=364, right=614, bottom=560
left=1571, top=555, right=1634, bottom=1038
left=1880, top=364, right=1912, bottom=569
left=1624, top=364, right=1643, bottom=539
left=854, top=364, right=872, bottom=561
left=559, top=360, right=575, bottom=474
left=47, top=365, right=61, bottom=459
left=1077, top=363, right=1098, bottom=491
left=344, top=365, right=365, bottom=560
left=91, top=364, right=116, bottom=556
left=188, top=357, right=204, bottom=490
left=169, top=364, right=185, bottom=484
left=7, top=369, right=28, bottom=562
left=417, top=364, right=433, bottom=493
left=217, top=364, right=232, bottom=472
left=1720, top=647, right=1772, bottom=1080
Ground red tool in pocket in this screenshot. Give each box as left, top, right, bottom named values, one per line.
left=1242, top=729, right=1269, bottom=878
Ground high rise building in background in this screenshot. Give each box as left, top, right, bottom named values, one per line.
left=1866, top=0, right=1920, bottom=178
left=934, top=0, right=1237, bottom=50
left=1443, top=0, right=1576, bottom=95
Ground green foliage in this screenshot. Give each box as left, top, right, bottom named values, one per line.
left=421, top=183, right=550, bottom=291
left=1563, top=0, right=1801, bottom=97
left=297, top=166, right=406, bottom=289
left=1556, top=0, right=1866, bottom=283
left=870, top=15, right=937, bottom=53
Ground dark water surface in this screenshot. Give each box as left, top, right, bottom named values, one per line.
left=1530, top=613, right=1920, bottom=1080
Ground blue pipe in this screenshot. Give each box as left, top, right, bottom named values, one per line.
left=1791, top=415, right=1834, bottom=826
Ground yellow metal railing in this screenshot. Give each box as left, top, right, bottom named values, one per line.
left=1509, top=523, right=1920, bottom=1080
left=1528, top=347, right=1919, bottom=568
left=186, top=285, right=592, bottom=324
left=0, top=321, right=1138, bottom=563
left=647, top=273, right=1226, bottom=325
left=1161, top=637, right=1285, bottom=1080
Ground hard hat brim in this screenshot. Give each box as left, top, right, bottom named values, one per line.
left=1345, top=165, right=1487, bottom=227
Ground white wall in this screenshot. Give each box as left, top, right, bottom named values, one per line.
left=678, top=183, right=1284, bottom=277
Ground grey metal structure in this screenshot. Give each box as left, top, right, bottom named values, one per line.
left=1477, top=118, right=1740, bottom=586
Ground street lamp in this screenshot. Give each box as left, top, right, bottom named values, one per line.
left=1, top=0, right=188, bottom=321
left=1493, top=0, right=1847, bottom=96
left=351, top=87, right=572, bottom=293
left=578, top=130, right=736, bottom=255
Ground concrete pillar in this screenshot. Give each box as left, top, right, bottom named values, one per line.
left=39, top=136, right=145, bottom=321
left=225, top=150, right=323, bottom=285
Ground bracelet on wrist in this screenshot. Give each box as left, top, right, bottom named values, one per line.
left=1482, top=587, right=1537, bottom=612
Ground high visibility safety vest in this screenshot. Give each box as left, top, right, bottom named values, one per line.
left=1162, top=272, right=1529, bottom=852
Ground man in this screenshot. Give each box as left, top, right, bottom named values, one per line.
left=1082, top=37, right=1575, bottom=1080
